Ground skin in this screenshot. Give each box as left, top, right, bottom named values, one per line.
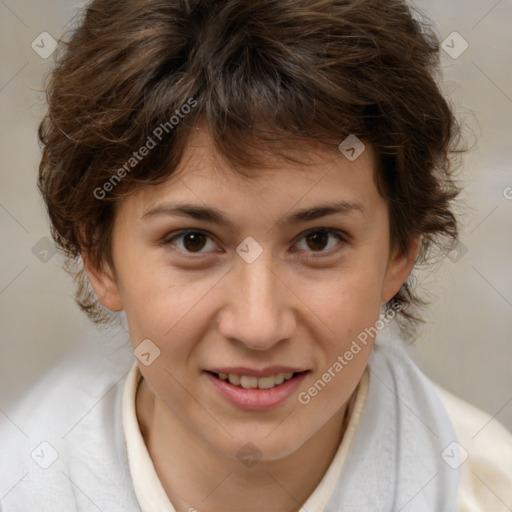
left=84, top=127, right=419, bottom=512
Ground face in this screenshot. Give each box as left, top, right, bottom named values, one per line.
left=86, top=128, right=417, bottom=462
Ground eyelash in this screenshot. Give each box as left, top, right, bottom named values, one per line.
left=163, top=228, right=348, bottom=259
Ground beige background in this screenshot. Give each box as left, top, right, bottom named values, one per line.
left=1, top=0, right=511, bottom=434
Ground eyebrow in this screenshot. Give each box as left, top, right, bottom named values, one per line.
left=141, top=200, right=365, bottom=227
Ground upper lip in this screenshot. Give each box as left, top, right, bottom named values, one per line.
left=206, top=366, right=309, bottom=378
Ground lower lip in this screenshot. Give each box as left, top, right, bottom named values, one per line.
left=205, top=372, right=308, bottom=411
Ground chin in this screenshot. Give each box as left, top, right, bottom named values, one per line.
left=219, top=429, right=308, bottom=464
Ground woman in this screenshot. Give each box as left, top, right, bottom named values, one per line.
left=1, top=0, right=511, bottom=510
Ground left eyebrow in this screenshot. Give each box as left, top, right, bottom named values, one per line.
left=280, top=200, right=366, bottom=225
left=141, top=200, right=365, bottom=227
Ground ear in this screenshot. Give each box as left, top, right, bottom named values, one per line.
left=381, top=236, right=421, bottom=303
left=81, top=251, right=123, bottom=311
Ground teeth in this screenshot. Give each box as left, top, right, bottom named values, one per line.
left=240, top=375, right=258, bottom=389
left=216, top=372, right=296, bottom=389
left=274, top=373, right=285, bottom=385
left=228, top=373, right=240, bottom=385
left=257, top=375, right=276, bottom=389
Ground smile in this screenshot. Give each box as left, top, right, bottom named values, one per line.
left=214, top=372, right=296, bottom=389
left=205, top=370, right=309, bottom=411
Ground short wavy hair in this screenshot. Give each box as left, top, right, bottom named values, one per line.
left=38, top=0, right=465, bottom=338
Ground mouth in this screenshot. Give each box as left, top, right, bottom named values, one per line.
left=204, top=370, right=310, bottom=411
left=203, top=365, right=311, bottom=411
left=207, top=371, right=306, bottom=390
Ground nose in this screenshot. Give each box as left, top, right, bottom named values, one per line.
left=216, top=253, right=296, bottom=351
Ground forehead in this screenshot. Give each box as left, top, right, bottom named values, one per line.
left=176, top=127, right=374, bottom=180
left=118, top=127, right=381, bottom=222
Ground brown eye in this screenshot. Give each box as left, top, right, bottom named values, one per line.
left=294, top=228, right=346, bottom=255
left=165, top=230, right=218, bottom=254
left=182, top=232, right=207, bottom=252
left=305, top=230, right=330, bottom=251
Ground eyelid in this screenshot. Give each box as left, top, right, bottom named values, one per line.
left=163, top=229, right=222, bottom=255
left=291, top=227, right=349, bottom=256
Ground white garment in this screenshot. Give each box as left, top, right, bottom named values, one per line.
left=122, top=360, right=371, bottom=512
left=1, top=335, right=511, bottom=511
left=435, top=386, right=512, bottom=512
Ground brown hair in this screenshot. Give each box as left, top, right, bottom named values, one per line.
left=38, top=0, right=465, bottom=337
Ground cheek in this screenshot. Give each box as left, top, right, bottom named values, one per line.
left=294, top=273, right=380, bottom=417
left=113, top=250, right=177, bottom=337
left=117, top=256, right=223, bottom=356
left=295, top=263, right=385, bottom=334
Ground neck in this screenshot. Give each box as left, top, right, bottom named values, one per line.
left=136, top=378, right=356, bottom=512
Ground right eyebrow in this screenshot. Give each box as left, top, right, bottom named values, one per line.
left=142, top=202, right=234, bottom=227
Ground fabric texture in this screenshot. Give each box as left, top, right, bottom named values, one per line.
left=1, top=334, right=511, bottom=511
left=323, top=336, right=461, bottom=511
left=435, top=385, right=512, bottom=512
left=0, top=347, right=141, bottom=512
